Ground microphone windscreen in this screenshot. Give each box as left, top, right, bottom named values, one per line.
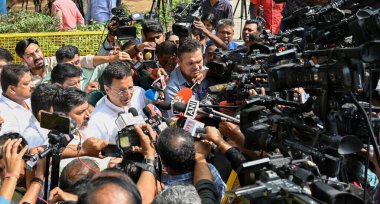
left=173, top=102, right=187, bottom=112
left=174, top=87, right=193, bottom=103
left=143, top=106, right=152, bottom=118
left=145, top=89, right=158, bottom=101
left=177, top=117, right=187, bottom=128
left=146, top=104, right=162, bottom=117
left=159, top=101, right=172, bottom=110
left=128, top=107, right=139, bottom=116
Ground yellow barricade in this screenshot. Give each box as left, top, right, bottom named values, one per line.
left=0, top=31, right=105, bottom=63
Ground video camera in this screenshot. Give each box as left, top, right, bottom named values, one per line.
left=172, top=0, right=202, bottom=37
left=110, top=7, right=144, bottom=40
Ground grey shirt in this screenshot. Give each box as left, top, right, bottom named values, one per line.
left=201, top=0, right=234, bottom=23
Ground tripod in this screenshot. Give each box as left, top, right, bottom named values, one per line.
left=149, top=0, right=173, bottom=32
left=233, top=0, right=249, bottom=40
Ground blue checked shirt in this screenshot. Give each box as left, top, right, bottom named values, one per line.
left=162, top=163, right=227, bottom=201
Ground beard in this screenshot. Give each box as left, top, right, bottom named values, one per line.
left=30, top=58, right=45, bottom=70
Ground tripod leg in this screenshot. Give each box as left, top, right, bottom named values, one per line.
left=233, top=0, right=241, bottom=16
left=43, top=155, right=51, bottom=201
left=50, top=155, right=61, bottom=190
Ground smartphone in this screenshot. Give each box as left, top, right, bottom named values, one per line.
left=101, top=144, right=123, bottom=157
left=40, top=111, right=71, bottom=134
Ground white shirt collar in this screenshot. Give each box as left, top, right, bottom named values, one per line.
left=103, top=95, right=130, bottom=113
left=0, top=94, right=25, bottom=109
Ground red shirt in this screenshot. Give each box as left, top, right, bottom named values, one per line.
left=255, top=0, right=284, bottom=34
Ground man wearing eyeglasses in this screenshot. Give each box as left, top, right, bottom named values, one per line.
left=83, top=61, right=148, bottom=144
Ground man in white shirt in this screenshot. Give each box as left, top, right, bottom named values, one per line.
left=0, top=64, right=46, bottom=147
left=83, top=62, right=148, bottom=144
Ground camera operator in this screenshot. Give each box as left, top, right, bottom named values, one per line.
left=193, top=17, right=232, bottom=51
left=201, top=0, right=234, bottom=24
left=0, top=64, right=47, bottom=148
left=84, top=62, right=148, bottom=144
left=156, top=127, right=226, bottom=201
left=0, top=134, right=46, bottom=204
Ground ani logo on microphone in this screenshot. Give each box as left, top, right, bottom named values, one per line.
left=184, top=99, right=199, bottom=119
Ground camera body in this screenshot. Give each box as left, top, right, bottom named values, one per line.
left=172, top=0, right=202, bottom=37
left=111, top=7, right=144, bottom=40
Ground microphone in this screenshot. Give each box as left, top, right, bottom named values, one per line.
left=182, top=117, right=205, bottom=139
left=128, top=107, right=139, bottom=117
left=172, top=101, right=240, bottom=123
left=165, top=117, right=187, bottom=128
left=173, top=87, right=193, bottom=104
left=172, top=87, right=193, bottom=116
left=207, top=84, right=228, bottom=94
left=159, top=101, right=172, bottom=110
left=145, top=89, right=159, bottom=101
left=173, top=101, right=239, bottom=111
left=143, top=104, right=168, bottom=134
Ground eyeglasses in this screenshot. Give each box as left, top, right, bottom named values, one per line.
left=109, top=86, right=134, bottom=97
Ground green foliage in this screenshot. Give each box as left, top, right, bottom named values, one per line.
left=158, top=0, right=193, bottom=31
left=0, top=9, right=61, bottom=33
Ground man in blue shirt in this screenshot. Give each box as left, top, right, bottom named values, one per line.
left=164, top=39, right=213, bottom=110
left=157, top=127, right=226, bottom=201
left=0, top=0, right=6, bottom=15
left=85, top=0, right=118, bottom=24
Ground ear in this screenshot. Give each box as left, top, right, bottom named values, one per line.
left=104, top=85, right=110, bottom=94
left=7, top=85, right=16, bottom=95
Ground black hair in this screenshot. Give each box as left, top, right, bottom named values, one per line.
left=177, top=39, right=202, bottom=58
left=0, top=48, right=14, bottom=62
left=77, top=176, right=142, bottom=204
left=121, top=39, right=140, bottom=51
left=52, top=87, right=87, bottom=114
left=156, top=41, right=177, bottom=56
left=102, top=61, right=132, bottom=87
left=201, top=13, right=217, bottom=28
left=156, top=127, right=195, bottom=174
left=56, top=45, right=80, bottom=63
left=165, top=31, right=174, bottom=41
left=192, top=29, right=201, bottom=37
left=59, top=158, right=99, bottom=195
left=15, top=38, right=39, bottom=58
left=31, top=83, right=61, bottom=120
left=0, top=133, right=28, bottom=159
left=142, top=20, right=164, bottom=37
left=0, top=64, right=30, bottom=92
left=245, top=19, right=261, bottom=32
left=51, top=63, right=83, bottom=85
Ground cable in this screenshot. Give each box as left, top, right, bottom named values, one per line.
left=38, top=196, right=48, bottom=204
left=77, top=156, right=98, bottom=174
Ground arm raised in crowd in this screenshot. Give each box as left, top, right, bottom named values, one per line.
left=0, top=139, right=28, bottom=202
left=61, top=137, right=108, bottom=159
left=20, top=147, right=46, bottom=204
left=201, top=126, right=248, bottom=172
left=134, top=123, right=162, bottom=204
left=193, top=17, right=229, bottom=50
left=193, top=141, right=219, bottom=204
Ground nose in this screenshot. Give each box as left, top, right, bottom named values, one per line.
left=84, top=110, right=90, bottom=119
